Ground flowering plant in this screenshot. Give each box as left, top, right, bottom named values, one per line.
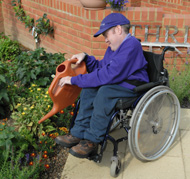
left=106, top=0, right=129, bottom=11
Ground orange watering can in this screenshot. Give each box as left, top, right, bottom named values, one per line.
left=38, top=59, right=86, bottom=124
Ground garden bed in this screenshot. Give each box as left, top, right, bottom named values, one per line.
left=0, top=33, right=190, bottom=179
left=181, top=97, right=190, bottom=109
left=0, top=34, right=73, bottom=178
left=39, top=146, right=69, bottom=179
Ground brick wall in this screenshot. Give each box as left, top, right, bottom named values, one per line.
left=0, top=3, right=4, bottom=33
left=141, top=0, right=190, bottom=14
left=1, top=0, right=190, bottom=69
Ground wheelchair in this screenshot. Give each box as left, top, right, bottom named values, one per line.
left=69, top=46, right=181, bottom=177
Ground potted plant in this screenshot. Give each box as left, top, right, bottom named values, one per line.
left=79, top=0, right=107, bottom=10
left=106, top=0, right=129, bottom=11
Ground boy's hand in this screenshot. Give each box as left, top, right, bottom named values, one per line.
left=59, top=76, right=72, bottom=87
left=69, top=53, right=86, bottom=65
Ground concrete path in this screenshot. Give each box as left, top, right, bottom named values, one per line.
left=61, top=108, right=190, bottom=179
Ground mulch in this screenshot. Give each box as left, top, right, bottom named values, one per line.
left=40, top=146, right=69, bottom=179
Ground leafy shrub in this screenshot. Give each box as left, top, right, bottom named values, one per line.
left=0, top=61, right=9, bottom=117
left=169, top=58, right=190, bottom=103
left=11, top=84, right=55, bottom=148
left=0, top=122, right=28, bottom=160
left=14, top=47, right=65, bottom=87
left=0, top=33, right=21, bottom=61
left=0, top=122, right=41, bottom=178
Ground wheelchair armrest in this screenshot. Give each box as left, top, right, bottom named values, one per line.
left=133, top=81, right=162, bottom=93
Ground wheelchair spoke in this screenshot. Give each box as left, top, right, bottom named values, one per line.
left=128, top=86, right=180, bottom=161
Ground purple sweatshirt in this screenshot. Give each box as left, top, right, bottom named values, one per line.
left=71, top=35, right=149, bottom=90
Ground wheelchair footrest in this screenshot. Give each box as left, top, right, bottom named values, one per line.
left=88, top=153, right=102, bottom=163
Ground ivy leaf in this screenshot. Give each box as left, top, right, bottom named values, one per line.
left=0, top=74, right=6, bottom=83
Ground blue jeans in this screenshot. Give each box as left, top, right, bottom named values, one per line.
left=70, top=85, right=138, bottom=143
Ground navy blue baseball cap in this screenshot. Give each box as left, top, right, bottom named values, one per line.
left=94, top=13, right=130, bottom=37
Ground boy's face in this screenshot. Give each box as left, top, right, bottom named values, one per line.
left=102, top=26, right=123, bottom=51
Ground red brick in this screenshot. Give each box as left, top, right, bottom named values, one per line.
left=141, top=11, right=148, bottom=21
left=90, top=11, right=97, bottom=20
left=1, top=0, right=190, bottom=67
left=98, top=10, right=104, bottom=21
left=134, top=11, right=141, bottom=21
left=92, top=42, right=100, bottom=49
left=127, top=10, right=134, bottom=20
left=92, top=49, right=106, bottom=56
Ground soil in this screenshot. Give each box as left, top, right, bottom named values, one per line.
left=181, top=97, right=190, bottom=109
left=39, top=146, right=69, bottom=179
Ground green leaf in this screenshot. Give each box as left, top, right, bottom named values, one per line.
left=27, top=122, right=33, bottom=127
left=0, top=75, right=6, bottom=83
left=5, top=139, right=12, bottom=150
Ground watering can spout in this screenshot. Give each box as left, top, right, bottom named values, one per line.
left=38, top=105, right=58, bottom=124
left=38, top=59, right=86, bottom=124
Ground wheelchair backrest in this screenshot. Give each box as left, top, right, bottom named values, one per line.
left=143, top=51, right=166, bottom=83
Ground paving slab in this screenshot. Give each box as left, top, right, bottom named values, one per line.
left=61, top=109, right=190, bottom=179
left=122, top=153, right=185, bottom=179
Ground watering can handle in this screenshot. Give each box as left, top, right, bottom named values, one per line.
left=48, top=59, right=79, bottom=97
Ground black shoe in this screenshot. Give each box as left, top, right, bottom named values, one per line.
left=55, top=134, right=81, bottom=148
left=69, top=140, right=98, bottom=158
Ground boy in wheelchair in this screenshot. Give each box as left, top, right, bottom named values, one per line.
left=55, top=13, right=150, bottom=158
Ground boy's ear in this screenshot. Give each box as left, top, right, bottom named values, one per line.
left=116, top=25, right=122, bottom=35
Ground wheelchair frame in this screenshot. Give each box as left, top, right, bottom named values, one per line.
left=69, top=46, right=181, bottom=178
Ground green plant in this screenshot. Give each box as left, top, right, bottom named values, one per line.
left=11, top=83, right=74, bottom=149
left=11, top=0, right=53, bottom=42
left=0, top=145, right=42, bottom=179
left=0, top=33, right=21, bottom=61
left=35, top=13, right=54, bottom=41
left=14, top=47, right=65, bottom=87
left=106, top=0, right=128, bottom=11
left=169, top=57, right=190, bottom=104
left=0, top=61, right=10, bottom=117
left=0, top=122, right=28, bottom=160
left=11, top=0, right=34, bottom=30
left=11, top=84, right=55, bottom=148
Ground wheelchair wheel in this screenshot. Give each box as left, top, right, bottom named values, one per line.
left=128, top=86, right=180, bottom=161
left=110, top=156, right=121, bottom=178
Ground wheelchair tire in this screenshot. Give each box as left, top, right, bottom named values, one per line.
left=128, top=86, right=180, bottom=161
left=110, top=157, right=121, bottom=178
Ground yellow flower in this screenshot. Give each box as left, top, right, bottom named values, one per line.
left=59, top=127, right=68, bottom=133
left=29, top=87, right=31, bottom=90
left=32, top=84, right=36, bottom=87
left=46, top=91, right=49, bottom=94
left=30, top=90, right=33, bottom=92
left=44, top=95, right=48, bottom=98
left=16, top=103, right=21, bottom=108
left=22, top=112, right=25, bottom=115
left=48, top=105, right=51, bottom=108
left=24, top=107, right=27, bottom=111
left=37, top=88, right=41, bottom=91
left=14, top=84, right=17, bottom=87
left=30, top=105, right=34, bottom=109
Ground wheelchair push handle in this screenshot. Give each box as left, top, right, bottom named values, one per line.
left=163, top=46, right=175, bottom=53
